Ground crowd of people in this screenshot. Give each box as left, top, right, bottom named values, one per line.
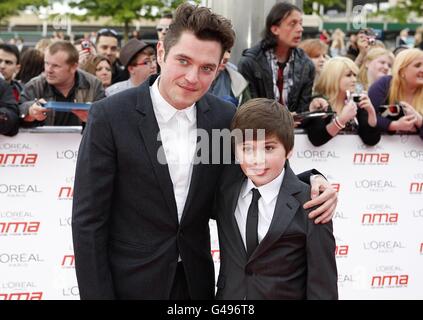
left=0, top=3, right=422, bottom=143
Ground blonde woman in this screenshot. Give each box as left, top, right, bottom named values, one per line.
left=330, top=29, right=346, bottom=57
left=368, top=48, right=423, bottom=139
left=358, top=48, right=394, bottom=90
left=305, top=57, right=380, bottom=146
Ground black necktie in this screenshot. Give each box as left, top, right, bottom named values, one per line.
left=246, top=188, right=261, bottom=258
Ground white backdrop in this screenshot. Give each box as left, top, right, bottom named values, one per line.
left=1, top=130, right=422, bottom=300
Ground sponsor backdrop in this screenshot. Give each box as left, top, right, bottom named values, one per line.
left=1, top=131, right=422, bottom=300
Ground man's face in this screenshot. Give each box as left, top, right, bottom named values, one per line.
left=271, top=10, right=304, bottom=49
left=156, top=18, right=172, bottom=41
left=156, top=32, right=222, bottom=109
left=96, top=36, right=118, bottom=64
left=44, top=50, right=78, bottom=87
left=236, top=135, right=292, bottom=187
left=128, top=52, right=157, bottom=86
left=0, top=49, right=20, bottom=82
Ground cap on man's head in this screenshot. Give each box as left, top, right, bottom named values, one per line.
left=119, top=38, right=152, bottom=67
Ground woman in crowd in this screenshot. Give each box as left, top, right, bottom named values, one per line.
left=305, top=57, right=380, bottom=146
left=330, top=28, right=346, bottom=57
left=358, top=47, right=394, bottom=90
left=80, top=54, right=112, bottom=89
left=15, top=48, right=45, bottom=85
left=368, top=48, right=423, bottom=139
left=299, top=39, right=328, bottom=89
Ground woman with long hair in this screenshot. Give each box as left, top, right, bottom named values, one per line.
left=368, top=48, right=423, bottom=139
left=305, top=57, right=380, bottom=146
left=80, top=54, right=112, bottom=89
left=358, top=47, right=394, bottom=90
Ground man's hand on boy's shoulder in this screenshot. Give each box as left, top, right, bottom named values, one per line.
left=303, top=174, right=338, bottom=224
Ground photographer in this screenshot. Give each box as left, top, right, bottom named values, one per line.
left=0, top=78, right=19, bottom=136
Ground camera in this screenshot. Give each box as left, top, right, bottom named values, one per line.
left=352, top=94, right=361, bottom=103
left=0, top=111, right=8, bottom=121
left=81, top=40, right=91, bottom=52
left=368, top=36, right=376, bottom=46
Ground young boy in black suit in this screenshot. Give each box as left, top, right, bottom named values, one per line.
left=214, top=98, right=338, bottom=300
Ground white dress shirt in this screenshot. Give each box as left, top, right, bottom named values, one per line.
left=150, top=77, right=197, bottom=222
left=235, top=169, right=285, bottom=250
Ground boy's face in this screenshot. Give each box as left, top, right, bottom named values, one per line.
left=235, top=134, right=292, bottom=187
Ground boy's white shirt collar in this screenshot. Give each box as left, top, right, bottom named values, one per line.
left=241, top=168, right=285, bottom=205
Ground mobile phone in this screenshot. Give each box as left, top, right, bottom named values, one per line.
left=81, top=40, right=91, bottom=53
left=352, top=94, right=361, bottom=103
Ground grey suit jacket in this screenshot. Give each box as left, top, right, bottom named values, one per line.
left=215, top=161, right=338, bottom=300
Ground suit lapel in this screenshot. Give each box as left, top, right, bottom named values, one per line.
left=221, top=166, right=248, bottom=265
left=179, top=98, right=212, bottom=223
left=135, top=77, right=178, bottom=221
left=248, top=162, right=302, bottom=261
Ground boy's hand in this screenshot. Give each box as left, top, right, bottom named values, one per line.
left=304, top=175, right=338, bottom=224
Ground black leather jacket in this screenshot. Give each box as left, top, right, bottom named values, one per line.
left=238, top=41, right=315, bottom=113
left=0, top=79, right=19, bottom=136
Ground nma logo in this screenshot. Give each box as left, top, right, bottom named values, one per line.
left=0, top=154, right=38, bottom=166
left=353, top=153, right=389, bottom=164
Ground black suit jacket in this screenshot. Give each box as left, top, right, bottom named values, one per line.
left=215, top=162, right=338, bottom=300
left=72, top=75, right=236, bottom=299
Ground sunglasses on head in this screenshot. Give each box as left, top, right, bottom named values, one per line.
left=380, top=104, right=402, bottom=117
left=98, top=28, right=118, bottom=37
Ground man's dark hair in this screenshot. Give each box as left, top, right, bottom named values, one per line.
left=96, top=28, right=120, bottom=45
left=0, top=43, right=20, bottom=64
left=163, top=3, right=235, bottom=60
left=231, top=98, right=294, bottom=153
left=47, top=41, right=79, bottom=65
left=161, top=12, right=173, bottom=19
left=262, top=2, right=302, bottom=51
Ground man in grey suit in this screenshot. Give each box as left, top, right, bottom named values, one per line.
left=72, top=3, right=338, bottom=300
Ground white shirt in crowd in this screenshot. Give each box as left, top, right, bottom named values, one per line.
left=235, top=169, right=285, bottom=250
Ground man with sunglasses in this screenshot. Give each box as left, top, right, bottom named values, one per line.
left=106, top=38, right=157, bottom=96
left=156, top=13, right=173, bottom=42
left=96, top=28, right=128, bottom=84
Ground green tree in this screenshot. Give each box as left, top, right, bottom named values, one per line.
left=0, top=0, right=48, bottom=25
left=374, top=0, right=423, bottom=23
left=69, top=0, right=199, bottom=42
left=303, top=0, right=345, bottom=15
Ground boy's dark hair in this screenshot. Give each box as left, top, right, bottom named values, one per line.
left=262, top=2, right=302, bottom=51
left=0, top=43, right=20, bottom=64
left=47, top=41, right=79, bottom=65
left=231, top=98, right=294, bottom=153
left=163, top=3, right=235, bottom=60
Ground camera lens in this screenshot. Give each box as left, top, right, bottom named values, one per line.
left=353, top=95, right=361, bottom=103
